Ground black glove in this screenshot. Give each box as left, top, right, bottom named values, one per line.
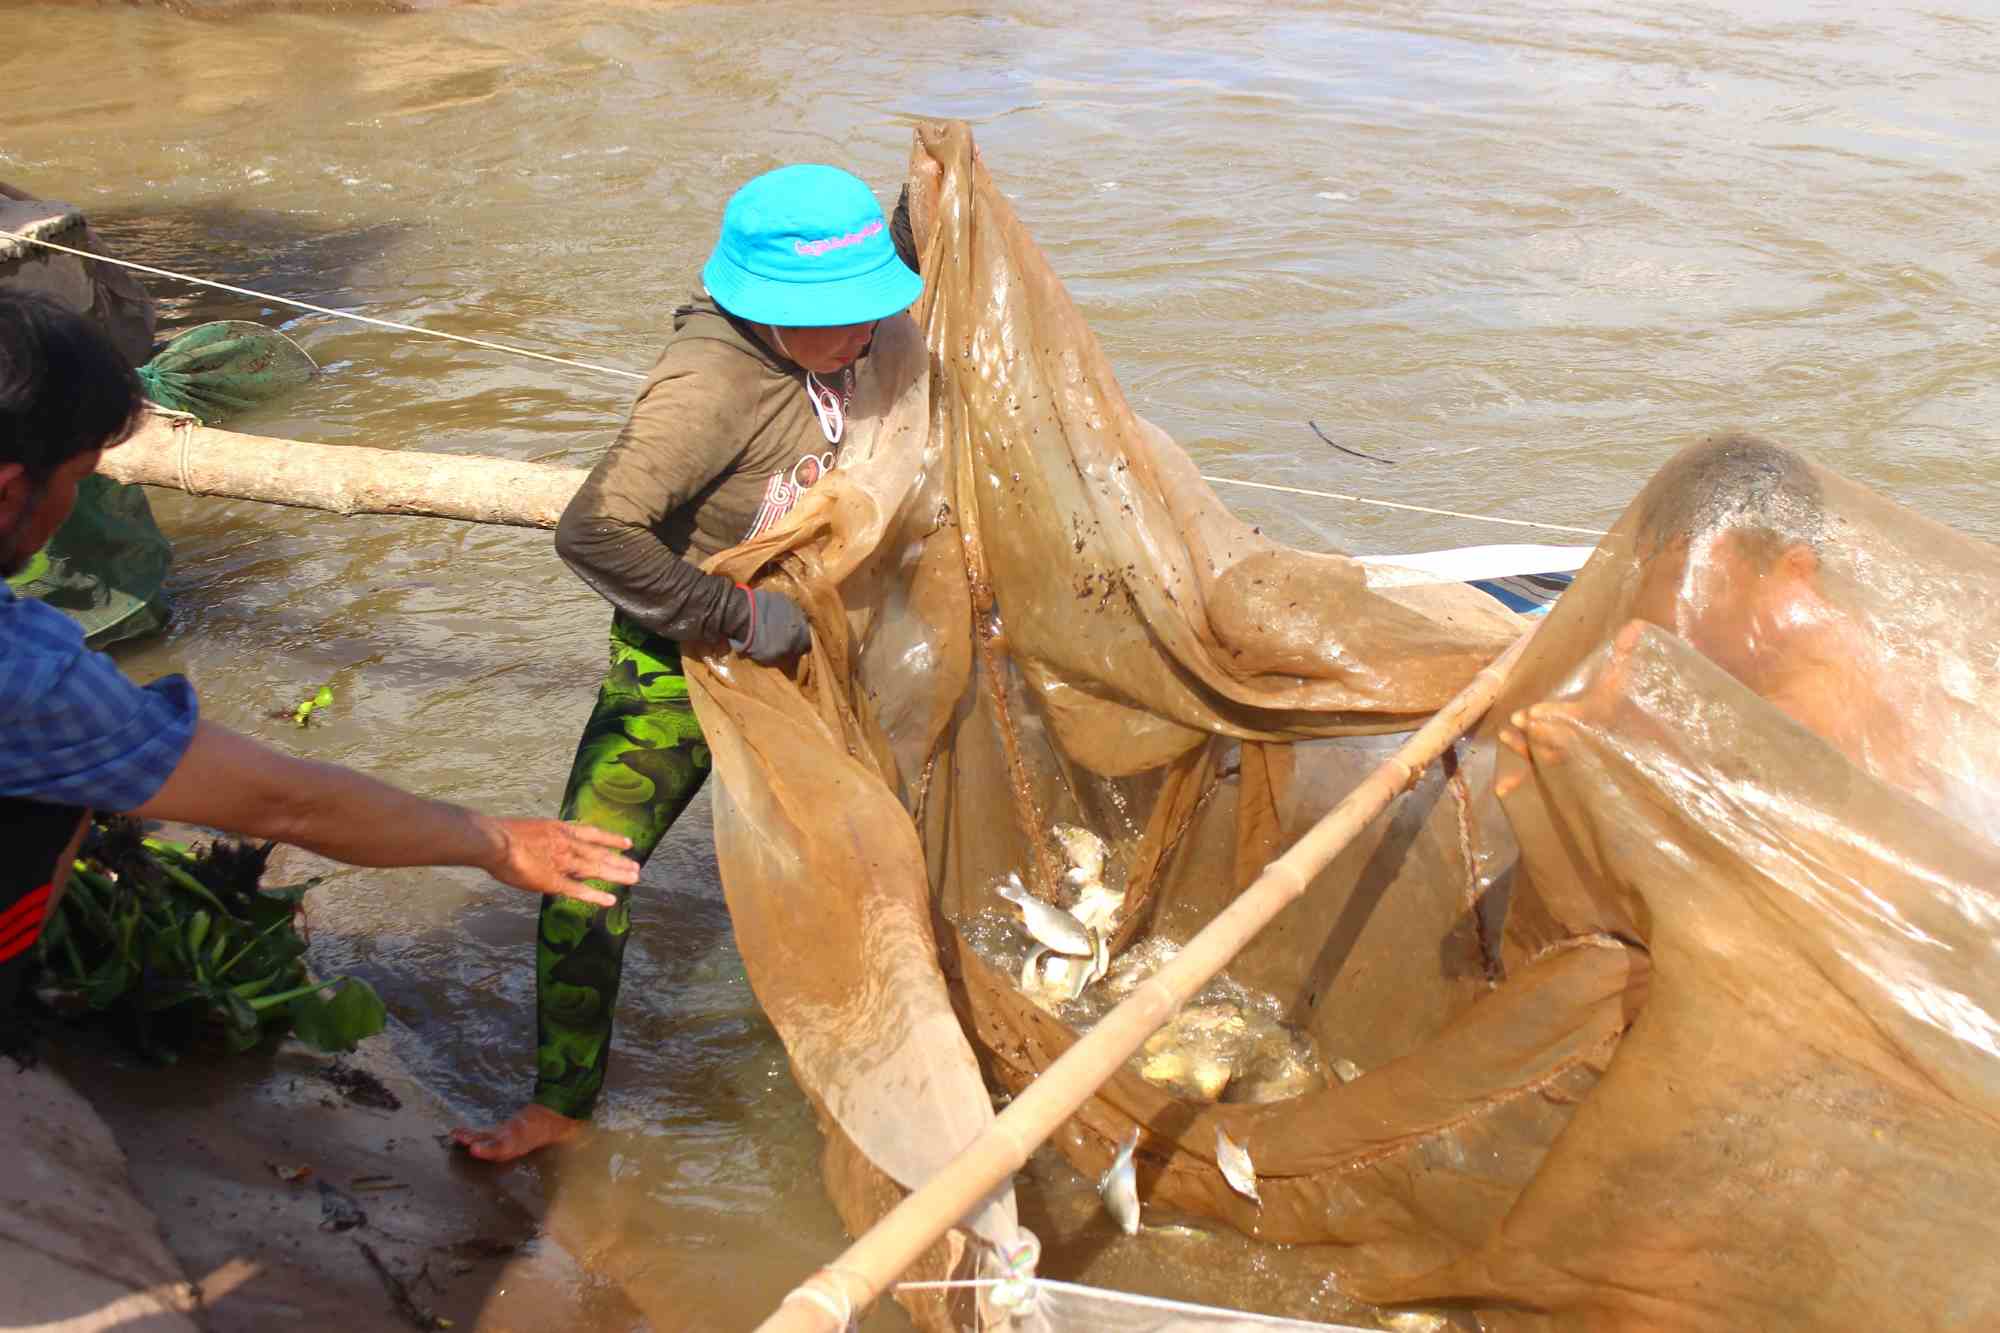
left=728, top=585, right=812, bottom=663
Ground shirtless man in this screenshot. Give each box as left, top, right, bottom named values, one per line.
left=1499, top=434, right=1966, bottom=815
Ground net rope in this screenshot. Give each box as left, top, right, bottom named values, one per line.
left=1, top=227, right=1608, bottom=538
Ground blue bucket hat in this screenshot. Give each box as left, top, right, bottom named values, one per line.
left=702, top=164, right=923, bottom=328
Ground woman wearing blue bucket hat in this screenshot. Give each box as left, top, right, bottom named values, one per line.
left=451, top=165, right=922, bottom=1162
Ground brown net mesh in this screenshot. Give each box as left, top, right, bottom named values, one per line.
left=686, top=122, right=2000, bottom=1331
left=1422, top=434, right=2000, bottom=1329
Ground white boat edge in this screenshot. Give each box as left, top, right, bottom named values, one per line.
left=1359, top=542, right=1596, bottom=588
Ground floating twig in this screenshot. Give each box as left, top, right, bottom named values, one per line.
left=1307, top=419, right=1394, bottom=465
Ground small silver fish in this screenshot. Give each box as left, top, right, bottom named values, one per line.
left=1214, top=1125, right=1261, bottom=1206
left=997, top=872, right=1094, bottom=956
left=1019, top=946, right=1086, bottom=1011
left=1020, top=945, right=1051, bottom=993
left=1053, top=824, right=1109, bottom=885
left=1099, top=1127, right=1141, bottom=1235
left=1223, top=1049, right=1319, bottom=1104
left=1137, top=1048, right=1232, bottom=1101
left=1070, top=878, right=1125, bottom=936
left=1380, top=1314, right=1452, bottom=1333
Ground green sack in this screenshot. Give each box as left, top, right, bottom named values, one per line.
left=134, top=319, right=318, bottom=422
left=6, top=473, right=173, bottom=648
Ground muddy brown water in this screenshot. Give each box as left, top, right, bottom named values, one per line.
left=5, top=2, right=1997, bottom=1328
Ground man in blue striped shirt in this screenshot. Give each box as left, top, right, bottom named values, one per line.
left=0, top=290, right=641, bottom=1008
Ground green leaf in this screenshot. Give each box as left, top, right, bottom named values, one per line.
left=157, top=861, right=229, bottom=916
left=184, top=909, right=212, bottom=961
left=83, top=957, right=133, bottom=1010
left=213, top=913, right=296, bottom=979
left=39, top=905, right=69, bottom=952
left=245, top=883, right=312, bottom=934
left=292, top=682, right=335, bottom=727
left=142, top=921, right=184, bottom=973
left=56, top=922, right=85, bottom=979
left=139, top=979, right=201, bottom=1012
left=140, top=836, right=194, bottom=864
left=216, top=987, right=261, bottom=1037
left=5, top=547, right=51, bottom=589
left=228, top=968, right=284, bottom=1000
left=284, top=978, right=387, bottom=1053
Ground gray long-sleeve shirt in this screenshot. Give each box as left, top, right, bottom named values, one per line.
left=555, top=295, right=855, bottom=643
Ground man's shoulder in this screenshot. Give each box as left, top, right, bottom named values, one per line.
left=0, top=585, right=200, bottom=809
left=0, top=591, right=115, bottom=744
left=0, top=587, right=87, bottom=688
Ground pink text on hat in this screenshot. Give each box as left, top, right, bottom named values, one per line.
left=794, top=219, right=883, bottom=258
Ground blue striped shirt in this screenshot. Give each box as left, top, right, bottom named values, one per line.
left=0, top=580, right=199, bottom=811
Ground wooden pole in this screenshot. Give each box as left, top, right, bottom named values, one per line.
left=757, top=627, right=1537, bottom=1332
left=100, top=413, right=587, bottom=529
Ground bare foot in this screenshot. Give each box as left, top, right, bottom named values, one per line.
left=1494, top=620, right=1650, bottom=798
left=450, top=1103, right=585, bottom=1162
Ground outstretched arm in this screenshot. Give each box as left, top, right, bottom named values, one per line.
left=134, top=721, right=637, bottom=906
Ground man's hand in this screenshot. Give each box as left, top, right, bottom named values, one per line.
left=474, top=818, right=638, bottom=907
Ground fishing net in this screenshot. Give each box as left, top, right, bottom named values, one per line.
left=3, top=474, right=173, bottom=649
left=680, top=121, right=2000, bottom=1331
left=136, top=319, right=319, bottom=421
left=1423, top=437, right=2000, bottom=1330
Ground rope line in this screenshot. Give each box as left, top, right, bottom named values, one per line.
left=1200, top=475, right=1608, bottom=536
left=175, top=417, right=199, bottom=497
left=4, top=227, right=1610, bottom=537
left=0, top=228, right=647, bottom=382
left=782, top=1284, right=853, bottom=1330
left=893, top=1275, right=1354, bottom=1327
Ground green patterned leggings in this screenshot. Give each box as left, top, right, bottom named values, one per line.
left=534, top=614, right=712, bottom=1119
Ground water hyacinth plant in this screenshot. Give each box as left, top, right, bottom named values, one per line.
left=35, top=817, right=386, bottom=1060
left=293, top=683, right=335, bottom=728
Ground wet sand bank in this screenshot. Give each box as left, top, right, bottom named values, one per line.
left=29, top=1027, right=643, bottom=1332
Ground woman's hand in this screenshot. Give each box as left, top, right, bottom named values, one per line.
left=730, top=585, right=813, bottom=662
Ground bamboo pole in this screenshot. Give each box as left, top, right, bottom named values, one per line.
left=101, top=413, right=587, bottom=528
left=758, top=627, right=1537, bottom=1332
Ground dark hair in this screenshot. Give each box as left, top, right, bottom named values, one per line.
left=1635, top=432, right=1828, bottom=564
left=0, top=290, right=146, bottom=482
